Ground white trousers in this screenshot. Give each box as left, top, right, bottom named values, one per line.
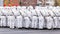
left=45, top=16, right=54, bottom=29
left=0, top=16, right=6, bottom=26
left=31, top=16, right=38, bottom=28
left=16, top=15, right=23, bottom=28
left=38, top=16, right=44, bottom=29
left=7, top=16, right=15, bottom=28
left=24, top=17, right=31, bottom=28
left=58, top=17, right=60, bottom=28
left=53, top=17, right=58, bottom=28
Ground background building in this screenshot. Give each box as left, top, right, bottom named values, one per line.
left=54, top=0, right=60, bottom=6
left=4, top=0, right=20, bottom=6
left=0, top=0, right=3, bottom=6
left=3, top=0, right=60, bottom=6
left=20, top=0, right=37, bottom=6
left=37, top=0, right=55, bottom=6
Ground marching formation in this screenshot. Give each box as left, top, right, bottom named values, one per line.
left=0, top=6, right=60, bottom=29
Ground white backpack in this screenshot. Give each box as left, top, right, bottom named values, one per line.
left=19, top=10, right=26, bottom=17
left=12, top=8, right=20, bottom=16
left=48, top=10, right=55, bottom=17
left=40, top=9, right=49, bottom=16
left=31, top=9, right=37, bottom=16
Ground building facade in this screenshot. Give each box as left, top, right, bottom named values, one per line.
left=3, top=0, right=59, bottom=6
left=20, top=0, right=37, bottom=6
left=37, top=0, right=55, bottom=6
left=4, top=0, right=20, bottom=6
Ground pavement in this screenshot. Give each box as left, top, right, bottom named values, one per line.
left=0, top=28, right=59, bottom=34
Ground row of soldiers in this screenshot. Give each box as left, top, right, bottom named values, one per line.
left=0, top=6, right=60, bottom=29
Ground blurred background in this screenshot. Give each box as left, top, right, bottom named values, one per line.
left=0, top=0, right=59, bottom=7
